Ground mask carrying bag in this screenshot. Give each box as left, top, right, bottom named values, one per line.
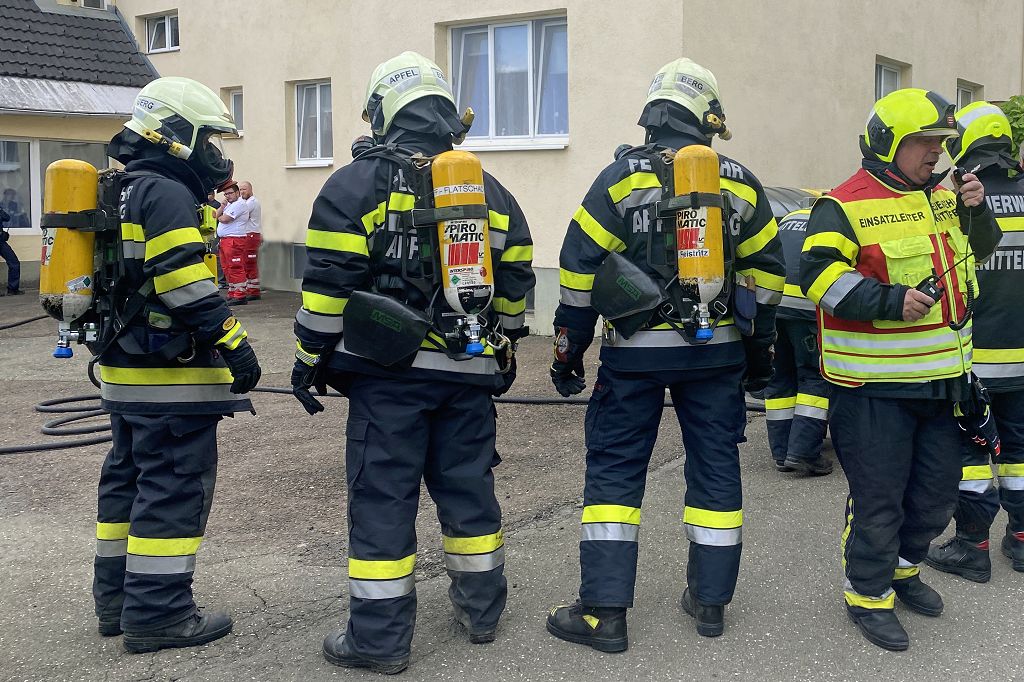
left=591, top=251, right=667, bottom=339
left=343, top=291, right=432, bottom=366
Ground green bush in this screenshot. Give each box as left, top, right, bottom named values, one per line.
left=998, top=95, right=1024, bottom=159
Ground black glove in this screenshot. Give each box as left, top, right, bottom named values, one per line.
left=291, top=342, right=327, bottom=415
left=956, top=376, right=1001, bottom=457
left=220, top=339, right=261, bottom=394
left=550, top=326, right=590, bottom=397
left=742, top=342, right=775, bottom=394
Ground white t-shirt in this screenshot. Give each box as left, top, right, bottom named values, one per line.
left=216, top=198, right=250, bottom=238
left=246, top=196, right=262, bottom=234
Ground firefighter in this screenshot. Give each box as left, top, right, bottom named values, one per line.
left=290, top=52, right=534, bottom=674
left=764, top=206, right=832, bottom=475
left=799, top=88, right=1000, bottom=651
left=925, top=101, right=1024, bottom=581
left=545, top=58, right=784, bottom=650
left=93, top=77, right=262, bottom=652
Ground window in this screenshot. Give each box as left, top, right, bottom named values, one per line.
left=146, top=14, right=179, bottom=53
left=451, top=17, right=568, bottom=145
left=296, top=81, right=333, bottom=162
left=957, top=80, right=982, bottom=110
left=875, top=63, right=900, bottom=100
left=81, top=0, right=106, bottom=8
left=38, top=141, right=109, bottom=202
left=228, top=89, right=244, bottom=132
left=0, top=140, right=31, bottom=228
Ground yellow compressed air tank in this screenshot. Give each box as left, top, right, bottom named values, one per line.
left=431, top=150, right=494, bottom=316
left=40, top=160, right=98, bottom=325
left=673, top=145, right=725, bottom=339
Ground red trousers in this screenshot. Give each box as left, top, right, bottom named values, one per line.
left=219, top=236, right=250, bottom=300
left=245, top=233, right=261, bottom=296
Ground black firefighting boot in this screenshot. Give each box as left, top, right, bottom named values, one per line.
left=1002, top=528, right=1024, bottom=572
left=123, top=610, right=232, bottom=653
left=846, top=608, right=909, bottom=651
left=322, top=630, right=409, bottom=675
left=891, top=575, right=943, bottom=617
left=96, top=598, right=123, bottom=637
left=453, top=603, right=496, bottom=644
left=925, top=536, right=992, bottom=583
left=680, top=588, right=725, bottom=637
left=546, top=600, right=628, bottom=653
left=783, top=453, right=834, bottom=476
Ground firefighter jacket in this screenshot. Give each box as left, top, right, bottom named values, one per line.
left=799, top=164, right=1000, bottom=389
left=970, top=166, right=1024, bottom=391
left=98, top=156, right=253, bottom=415
left=777, top=208, right=816, bottom=321
left=294, top=144, right=535, bottom=388
left=554, top=140, right=785, bottom=373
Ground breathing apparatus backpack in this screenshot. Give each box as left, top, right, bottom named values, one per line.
left=340, top=143, right=511, bottom=369
left=591, top=143, right=757, bottom=343
left=38, top=159, right=198, bottom=362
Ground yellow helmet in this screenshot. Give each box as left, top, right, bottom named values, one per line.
left=944, top=101, right=1013, bottom=165
left=124, top=76, right=236, bottom=160
left=644, top=58, right=731, bottom=140
left=861, top=88, right=957, bottom=163
left=363, top=51, right=456, bottom=136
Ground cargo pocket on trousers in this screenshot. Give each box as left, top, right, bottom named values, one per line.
left=584, top=381, right=612, bottom=452
left=345, top=416, right=369, bottom=490
left=168, top=415, right=221, bottom=474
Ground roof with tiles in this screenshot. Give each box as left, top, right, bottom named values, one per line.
left=0, top=0, right=157, bottom=88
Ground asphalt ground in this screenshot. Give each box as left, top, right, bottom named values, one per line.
left=0, top=290, right=1021, bottom=682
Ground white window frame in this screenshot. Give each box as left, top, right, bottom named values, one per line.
left=956, top=80, right=982, bottom=110
left=146, top=13, right=179, bottom=54
left=294, top=80, right=332, bottom=165
left=228, top=88, right=244, bottom=133
left=875, top=63, right=901, bottom=100
left=450, top=17, right=569, bottom=151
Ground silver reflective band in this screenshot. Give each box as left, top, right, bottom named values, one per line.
left=336, top=343, right=498, bottom=375
left=897, top=556, right=916, bottom=568
left=723, top=190, right=755, bottom=222
left=997, top=232, right=1024, bottom=247
left=844, top=579, right=894, bottom=600
left=126, top=554, right=196, bottom=574
left=957, top=103, right=1006, bottom=128
left=765, top=408, right=794, bottom=421
left=161, top=279, right=219, bottom=309
left=95, top=539, right=128, bottom=557
left=794, top=404, right=828, bottom=421
left=819, top=271, right=864, bottom=315
left=959, top=479, right=993, bottom=493
left=608, top=326, right=741, bottom=348
left=121, top=242, right=146, bottom=260
left=973, top=362, right=1024, bottom=379
left=489, top=231, right=507, bottom=250
left=349, top=575, right=415, bottom=600
left=614, top=188, right=661, bottom=217
left=444, top=546, right=505, bottom=573
left=498, top=312, right=526, bottom=330
left=755, top=286, right=783, bottom=306
left=999, top=476, right=1024, bottom=491
left=685, top=524, right=741, bottom=547
left=295, top=307, right=345, bottom=334
left=780, top=295, right=816, bottom=312
left=560, top=287, right=592, bottom=307
left=101, top=383, right=236, bottom=404
left=825, top=354, right=966, bottom=374
left=580, top=522, right=640, bottom=542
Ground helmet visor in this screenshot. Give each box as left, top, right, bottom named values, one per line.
left=195, top=130, right=234, bottom=188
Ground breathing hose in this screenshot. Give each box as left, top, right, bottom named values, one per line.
left=0, top=314, right=48, bottom=331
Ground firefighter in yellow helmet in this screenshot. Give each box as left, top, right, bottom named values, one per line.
left=94, top=76, right=261, bottom=652
left=545, top=57, right=784, bottom=650
left=290, top=51, right=534, bottom=673
left=925, top=101, right=1024, bottom=581
left=799, top=88, right=1001, bottom=650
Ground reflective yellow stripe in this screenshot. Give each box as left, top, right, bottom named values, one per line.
left=153, top=262, right=214, bottom=294
left=500, top=245, right=533, bottom=263
left=574, top=206, right=626, bottom=253
left=389, top=192, right=415, bottom=211
left=488, top=210, right=510, bottom=231
left=796, top=394, right=829, bottom=410
left=735, top=267, right=785, bottom=293
left=962, top=465, right=994, bottom=480
left=721, top=178, right=757, bottom=207
left=582, top=504, right=641, bottom=525
left=96, top=522, right=130, bottom=540
left=845, top=591, right=895, bottom=610
left=349, top=554, right=416, bottom=580
left=807, top=261, right=855, bottom=303
left=127, top=535, right=202, bottom=556
left=443, top=531, right=504, bottom=555
left=894, top=565, right=919, bottom=580
left=121, top=222, right=145, bottom=242
left=360, top=200, right=387, bottom=235
left=560, top=268, right=595, bottom=291
left=215, top=320, right=246, bottom=349
left=802, top=231, right=860, bottom=263
left=99, top=365, right=233, bottom=385
left=607, top=172, right=661, bottom=204
left=998, top=463, right=1024, bottom=477
left=683, top=507, right=742, bottom=529
left=736, top=219, right=779, bottom=259
left=144, top=227, right=204, bottom=262
left=783, top=283, right=806, bottom=298
left=302, top=290, right=348, bottom=315
left=492, top=296, right=526, bottom=315
left=765, top=397, right=797, bottom=409
left=306, top=229, right=369, bottom=256
left=975, top=348, right=1024, bottom=363
left=997, top=216, right=1024, bottom=232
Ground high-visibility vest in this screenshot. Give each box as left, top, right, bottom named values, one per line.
left=818, top=171, right=975, bottom=386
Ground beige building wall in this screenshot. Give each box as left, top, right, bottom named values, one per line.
left=107, top=1, right=1024, bottom=325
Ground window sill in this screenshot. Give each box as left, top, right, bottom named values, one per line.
left=147, top=47, right=180, bottom=55
left=458, top=138, right=568, bottom=152
left=285, top=160, right=333, bottom=169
